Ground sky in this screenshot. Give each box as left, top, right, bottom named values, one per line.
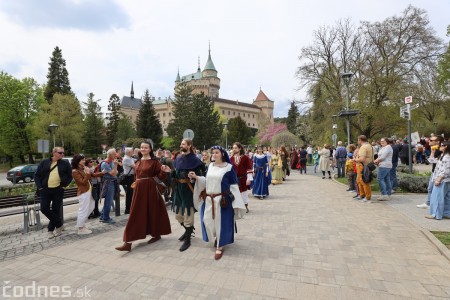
left=0, top=0, right=448, bottom=118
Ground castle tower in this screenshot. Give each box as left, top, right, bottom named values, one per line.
left=253, top=88, right=274, bottom=124
left=175, top=44, right=220, bottom=98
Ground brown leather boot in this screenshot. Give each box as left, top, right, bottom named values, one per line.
left=115, top=242, right=131, bottom=252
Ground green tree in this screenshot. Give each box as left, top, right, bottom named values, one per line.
left=0, top=72, right=45, bottom=163
left=33, top=93, right=84, bottom=154
left=44, top=46, right=72, bottom=103
left=167, top=83, right=222, bottom=149
left=106, top=93, right=121, bottom=146
left=116, top=112, right=136, bottom=142
left=438, top=25, right=450, bottom=94
left=286, top=101, right=299, bottom=134
left=136, top=89, right=163, bottom=148
left=167, top=83, right=194, bottom=147
left=227, top=116, right=253, bottom=146
left=82, top=93, right=105, bottom=155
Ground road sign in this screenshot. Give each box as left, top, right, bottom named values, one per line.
left=404, top=96, right=412, bottom=104
left=183, top=129, right=195, bottom=140
left=37, top=139, right=49, bottom=153
left=101, top=144, right=108, bottom=150
left=410, top=103, right=420, bottom=110
left=400, top=104, right=410, bottom=120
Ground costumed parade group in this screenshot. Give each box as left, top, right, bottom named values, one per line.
left=111, top=139, right=274, bottom=260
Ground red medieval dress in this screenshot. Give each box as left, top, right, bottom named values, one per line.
left=231, top=154, right=253, bottom=192
left=290, top=149, right=299, bottom=170
left=123, top=158, right=171, bottom=242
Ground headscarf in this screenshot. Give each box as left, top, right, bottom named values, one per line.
left=210, top=145, right=231, bottom=164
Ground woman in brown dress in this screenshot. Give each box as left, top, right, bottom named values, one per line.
left=115, top=140, right=172, bottom=252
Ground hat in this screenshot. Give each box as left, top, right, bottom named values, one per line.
left=347, top=153, right=353, bottom=158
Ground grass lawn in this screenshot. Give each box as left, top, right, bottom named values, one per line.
left=431, top=231, right=450, bottom=250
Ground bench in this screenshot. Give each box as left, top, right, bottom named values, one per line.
left=0, top=188, right=79, bottom=234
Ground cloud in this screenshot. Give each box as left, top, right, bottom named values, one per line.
left=0, top=0, right=130, bottom=31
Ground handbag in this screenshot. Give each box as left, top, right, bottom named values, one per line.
left=118, top=168, right=133, bottom=185
left=366, top=162, right=376, bottom=172
left=220, top=191, right=234, bottom=208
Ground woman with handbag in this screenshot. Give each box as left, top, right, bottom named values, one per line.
left=72, top=154, right=105, bottom=235
left=115, top=140, right=172, bottom=252
left=188, top=146, right=246, bottom=260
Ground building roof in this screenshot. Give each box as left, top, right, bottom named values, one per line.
left=121, top=96, right=142, bottom=109
left=181, top=70, right=202, bottom=82
left=212, top=97, right=261, bottom=110
left=254, top=89, right=271, bottom=101
left=204, top=50, right=216, bottom=71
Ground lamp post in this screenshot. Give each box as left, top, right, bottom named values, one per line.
left=223, top=121, right=228, bottom=150
left=341, top=72, right=353, bottom=146
left=433, top=122, right=438, bottom=134
left=332, top=115, right=337, bottom=147
left=48, top=123, right=59, bottom=149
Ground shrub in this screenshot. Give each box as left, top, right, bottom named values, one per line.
left=397, top=173, right=429, bottom=193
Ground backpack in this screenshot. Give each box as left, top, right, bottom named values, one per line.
left=417, top=145, right=423, bottom=153
left=362, top=165, right=373, bottom=183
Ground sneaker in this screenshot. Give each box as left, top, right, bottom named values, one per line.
left=424, top=214, right=435, bottom=219
left=360, top=197, right=366, bottom=202
left=391, top=190, right=397, bottom=194
left=48, top=231, right=55, bottom=239
left=353, top=195, right=360, bottom=199
left=416, top=203, right=429, bottom=209
left=102, top=218, right=116, bottom=224
left=77, top=228, right=93, bottom=235
left=54, top=225, right=65, bottom=237
left=346, top=189, right=352, bottom=192
left=361, top=198, right=369, bottom=203
left=376, top=195, right=387, bottom=201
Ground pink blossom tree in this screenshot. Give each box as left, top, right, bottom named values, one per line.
left=258, top=123, right=287, bottom=144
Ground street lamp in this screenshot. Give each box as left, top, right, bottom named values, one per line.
left=332, top=115, right=337, bottom=147
left=48, top=123, right=59, bottom=149
left=340, top=72, right=354, bottom=145
left=223, top=121, right=228, bottom=150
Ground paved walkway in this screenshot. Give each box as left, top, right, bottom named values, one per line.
left=1, top=172, right=450, bottom=299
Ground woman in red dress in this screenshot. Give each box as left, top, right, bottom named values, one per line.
left=115, top=140, right=172, bottom=252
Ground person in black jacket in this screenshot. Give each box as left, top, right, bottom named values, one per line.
left=34, top=147, right=73, bottom=239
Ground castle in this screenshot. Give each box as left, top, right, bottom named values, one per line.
left=119, top=47, right=274, bottom=136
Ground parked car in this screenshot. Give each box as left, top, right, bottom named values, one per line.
left=6, top=164, right=39, bottom=183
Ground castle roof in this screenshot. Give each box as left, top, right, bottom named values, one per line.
left=121, top=96, right=142, bottom=109
left=203, top=50, right=216, bottom=71
left=254, top=89, right=271, bottom=101
left=212, top=97, right=261, bottom=110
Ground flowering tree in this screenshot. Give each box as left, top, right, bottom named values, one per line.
left=258, top=123, right=287, bottom=144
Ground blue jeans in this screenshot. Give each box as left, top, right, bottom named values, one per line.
left=314, top=163, right=319, bottom=173
left=390, top=162, right=398, bottom=191
left=101, top=182, right=115, bottom=221
left=426, top=177, right=434, bottom=206
left=429, top=182, right=450, bottom=219
left=377, top=167, right=392, bottom=196
left=337, top=159, right=346, bottom=177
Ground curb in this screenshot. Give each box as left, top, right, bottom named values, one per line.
left=420, top=229, right=450, bottom=263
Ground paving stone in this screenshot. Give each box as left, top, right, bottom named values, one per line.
left=1, top=172, right=450, bottom=298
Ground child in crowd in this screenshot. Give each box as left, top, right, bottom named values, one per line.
left=312, top=150, right=320, bottom=174
left=345, top=153, right=356, bottom=192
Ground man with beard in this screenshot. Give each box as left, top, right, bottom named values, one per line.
left=231, top=142, right=253, bottom=213
left=171, top=138, right=206, bottom=251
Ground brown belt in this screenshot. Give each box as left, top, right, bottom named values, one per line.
left=206, top=193, right=224, bottom=219
left=177, top=179, right=190, bottom=183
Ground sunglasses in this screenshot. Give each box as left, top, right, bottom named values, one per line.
left=56, top=152, right=65, bottom=155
